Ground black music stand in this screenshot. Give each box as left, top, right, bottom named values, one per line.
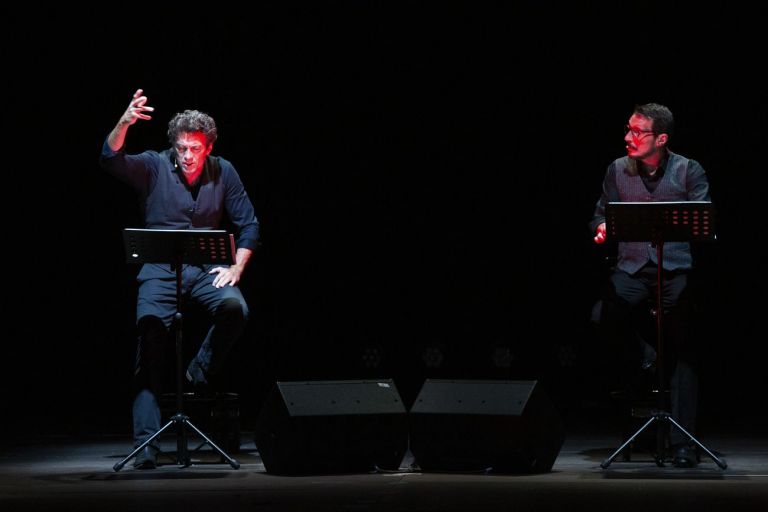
left=599, top=201, right=727, bottom=470
left=113, top=229, right=241, bottom=471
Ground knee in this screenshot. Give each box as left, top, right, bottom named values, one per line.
left=137, top=315, right=168, bottom=342
left=599, top=296, right=631, bottom=324
left=216, top=297, right=249, bottom=324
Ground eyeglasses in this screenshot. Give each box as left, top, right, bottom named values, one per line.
left=624, top=125, right=655, bottom=139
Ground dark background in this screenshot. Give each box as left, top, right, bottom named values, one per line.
left=2, top=4, right=766, bottom=440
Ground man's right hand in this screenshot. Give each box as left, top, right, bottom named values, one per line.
left=118, top=88, right=154, bottom=126
left=593, top=222, right=607, bottom=244
left=108, top=89, right=155, bottom=151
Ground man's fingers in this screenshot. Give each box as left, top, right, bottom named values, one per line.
left=132, top=104, right=154, bottom=118
left=132, top=97, right=151, bottom=109
left=129, top=92, right=154, bottom=116
left=210, top=268, right=237, bottom=288
left=212, top=277, right=232, bottom=288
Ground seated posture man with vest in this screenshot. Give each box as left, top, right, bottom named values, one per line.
left=590, top=103, right=711, bottom=468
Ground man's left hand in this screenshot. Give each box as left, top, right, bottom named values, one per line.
left=209, top=266, right=243, bottom=288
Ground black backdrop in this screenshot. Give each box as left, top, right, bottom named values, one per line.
left=3, top=4, right=766, bottom=439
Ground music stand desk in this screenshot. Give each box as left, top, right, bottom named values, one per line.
left=600, top=201, right=725, bottom=470
left=113, top=229, right=240, bottom=471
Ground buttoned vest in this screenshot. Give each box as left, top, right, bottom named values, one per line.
left=614, top=152, right=693, bottom=274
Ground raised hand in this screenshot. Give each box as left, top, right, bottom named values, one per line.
left=108, top=88, right=156, bottom=151
left=119, top=88, right=155, bottom=126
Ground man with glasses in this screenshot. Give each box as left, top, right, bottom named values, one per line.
left=590, top=103, right=711, bottom=468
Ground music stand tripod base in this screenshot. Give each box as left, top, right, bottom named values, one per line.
left=113, top=229, right=241, bottom=471
left=600, top=412, right=726, bottom=469
left=600, top=202, right=725, bottom=470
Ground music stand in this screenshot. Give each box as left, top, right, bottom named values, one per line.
left=599, top=201, right=726, bottom=470
left=113, top=229, right=241, bottom=471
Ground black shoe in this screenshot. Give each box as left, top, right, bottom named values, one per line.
left=672, top=444, right=697, bottom=468
left=186, top=358, right=208, bottom=386
left=133, top=445, right=159, bottom=470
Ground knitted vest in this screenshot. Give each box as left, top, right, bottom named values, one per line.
left=614, top=152, right=693, bottom=274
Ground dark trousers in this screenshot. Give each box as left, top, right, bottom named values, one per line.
left=602, top=264, right=697, bottom=446
left=132, top=266, right=249, bottom=447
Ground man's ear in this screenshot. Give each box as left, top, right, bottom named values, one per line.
left=656, top=133, right=668, bottom=147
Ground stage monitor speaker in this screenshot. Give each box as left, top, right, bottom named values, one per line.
left=254, top=379, right=408, bottom=475
left=409, top=379, right=565, bottom=473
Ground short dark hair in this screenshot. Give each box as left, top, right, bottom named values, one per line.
left=167, top=110, right=218, bottom=146
left=634, top=103, right=674, bottom=139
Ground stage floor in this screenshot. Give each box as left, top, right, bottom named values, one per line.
left=1, top=428, right=766, bottom=512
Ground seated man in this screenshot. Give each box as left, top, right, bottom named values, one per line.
left=100, top=89, right=259, bottom=469
left=590, top=103, right=710, bottom=468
